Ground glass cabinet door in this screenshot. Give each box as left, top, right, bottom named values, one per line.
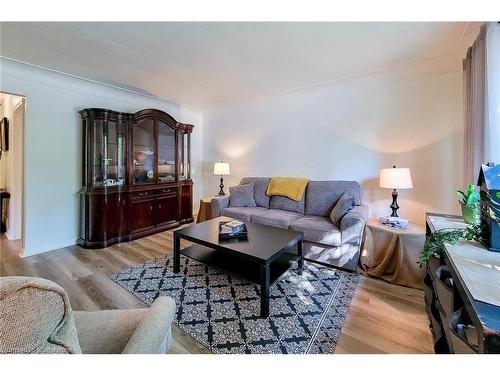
left=92, top=119, right=104, bottom=186
left=157, top=121, right=176, bottom=183
left=92, top=120, right=126, bottom=187
left=179, top=133, right=191, bottom=180
left=133, top=119, right=155, bottom=184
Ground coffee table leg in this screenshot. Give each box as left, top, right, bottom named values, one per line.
left=173, top=233, right=180, bottom=273
left=260, top=264, right=270, bottom=318
left=297, top=239, right=303, bottom=274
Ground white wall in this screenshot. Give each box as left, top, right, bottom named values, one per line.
left=0, top=52, right=465, bottom=254
left=202, top=56, right=464, bottom=224
left=0, top=59, right=203, bottom=256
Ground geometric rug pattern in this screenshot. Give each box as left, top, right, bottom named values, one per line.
left=111, top=255, right=359, bottom=354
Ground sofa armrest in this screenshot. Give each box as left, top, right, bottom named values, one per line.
left=122, top=296, right=176, bottom=354
left=211, top=196, right=230, bottom=217
left=338, top=204, right=369, bottom=271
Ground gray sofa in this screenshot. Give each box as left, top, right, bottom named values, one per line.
left=211, top=177, right=369, bottom=271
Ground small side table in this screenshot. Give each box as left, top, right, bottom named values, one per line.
left=359, top=218, right=426, bottom=289
left=196, top=197, right=215, bottom=223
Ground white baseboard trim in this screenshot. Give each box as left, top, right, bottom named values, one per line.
left=21, top=239, right=77, bottom=258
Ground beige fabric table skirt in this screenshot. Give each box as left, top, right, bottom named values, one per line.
left=359, top=219, right=426, bottom=290
left=196, top=197, right=213, bottom=223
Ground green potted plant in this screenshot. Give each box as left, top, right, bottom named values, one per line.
left=419, top=184, right=482, bottom=265
left=457, top=184, right=480, bottom=224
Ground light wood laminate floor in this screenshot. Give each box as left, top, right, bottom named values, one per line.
left=0, top=230, right=434, bottom=354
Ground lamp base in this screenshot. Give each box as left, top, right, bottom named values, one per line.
left=390, top=189, right=399, bottom=217
left=218, top=177, right=225, bottom=196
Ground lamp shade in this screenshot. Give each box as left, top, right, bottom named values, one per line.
left=379, top=167, right=413, bottom=189
left=213, top=162, right=230, bottom=176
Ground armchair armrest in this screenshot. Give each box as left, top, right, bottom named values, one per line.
left=211, top=196, right=230, bottom=217
left=122, top=296, right=176, bottom=354
left=338, top=204, right=369, bottom=271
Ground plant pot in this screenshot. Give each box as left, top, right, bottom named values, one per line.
left=461, top=204, right=480, bottom=225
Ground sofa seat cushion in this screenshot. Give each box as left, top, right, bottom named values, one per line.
left=220, top=207, right=268, bottom=222
left=290, top=215, right=342, bottom=247
left=251, top=209, right=303, bottom=229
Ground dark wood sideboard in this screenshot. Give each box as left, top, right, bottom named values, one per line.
left=78, top=108, right=194, bottom=249
left=424, top=213, right=500, bottom=353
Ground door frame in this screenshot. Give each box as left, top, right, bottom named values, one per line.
left=0, top=91, right=26, bottom=253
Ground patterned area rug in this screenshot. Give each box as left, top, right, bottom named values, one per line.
left=111, top=255, right=358, bottom=354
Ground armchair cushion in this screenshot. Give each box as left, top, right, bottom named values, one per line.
left=74, top=307, right=145, bottom=354
left=228, top=183, right=256, bottom=208
left=74, top=296, right=175, bottom=354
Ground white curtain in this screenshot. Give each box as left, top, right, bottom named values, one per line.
left=463, top=22, right=500, bottom=184
left=486, top=23, right=500, bottom=164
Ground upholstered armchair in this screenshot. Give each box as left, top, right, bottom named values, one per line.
left=0, top=276, right=176, bottom=354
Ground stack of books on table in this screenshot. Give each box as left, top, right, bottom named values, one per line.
left=379, top=216, right=409, bottom=229
left=218, top=220, right=248, bottom=240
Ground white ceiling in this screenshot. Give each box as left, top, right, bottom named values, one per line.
left=0, top=22, right=481, bottom=109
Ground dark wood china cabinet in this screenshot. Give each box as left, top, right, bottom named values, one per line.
left=78, top=108, right=194, bottom=249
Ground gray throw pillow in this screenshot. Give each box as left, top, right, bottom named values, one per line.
left=329, top=192, right=355, bottom=226
left=229, top=183, right=257, bottom=207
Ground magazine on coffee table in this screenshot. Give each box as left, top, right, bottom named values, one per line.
left=218, top=220, right=248, bottom=240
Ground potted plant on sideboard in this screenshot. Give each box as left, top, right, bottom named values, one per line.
left=457, top=184, right=480, bottom=225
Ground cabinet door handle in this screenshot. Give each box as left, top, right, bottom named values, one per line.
left=163, top=189, right=170, bottom=193
left=159, top=203, right=162, bottom=209
left=150, top=205, right=153, bottom=211
left=139, top=192, right=148, bottom=196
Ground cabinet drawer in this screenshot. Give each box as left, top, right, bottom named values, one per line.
left=131, top=190, right=152, bottom=199
left=157, top=187, right=177, bottom=195
left=131, top=188, right=177, bottom=199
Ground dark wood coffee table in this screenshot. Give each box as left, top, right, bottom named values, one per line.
left=173, top=216, right=304, bottom=318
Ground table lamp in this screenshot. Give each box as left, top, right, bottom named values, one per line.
left=379, top=166, right=413, bottom=217
left=214, top=162, right=230, bottom=196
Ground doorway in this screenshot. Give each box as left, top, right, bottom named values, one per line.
left=0, top=92, right=25, bottom=255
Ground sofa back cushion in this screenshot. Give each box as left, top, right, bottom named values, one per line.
left=0, top=276, right=82, bottom=354
left=239, top=177, right=270, bottom=208
left=269, top=195, right=305, bottom=214
left=305, top=181, right=362, bottom=217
